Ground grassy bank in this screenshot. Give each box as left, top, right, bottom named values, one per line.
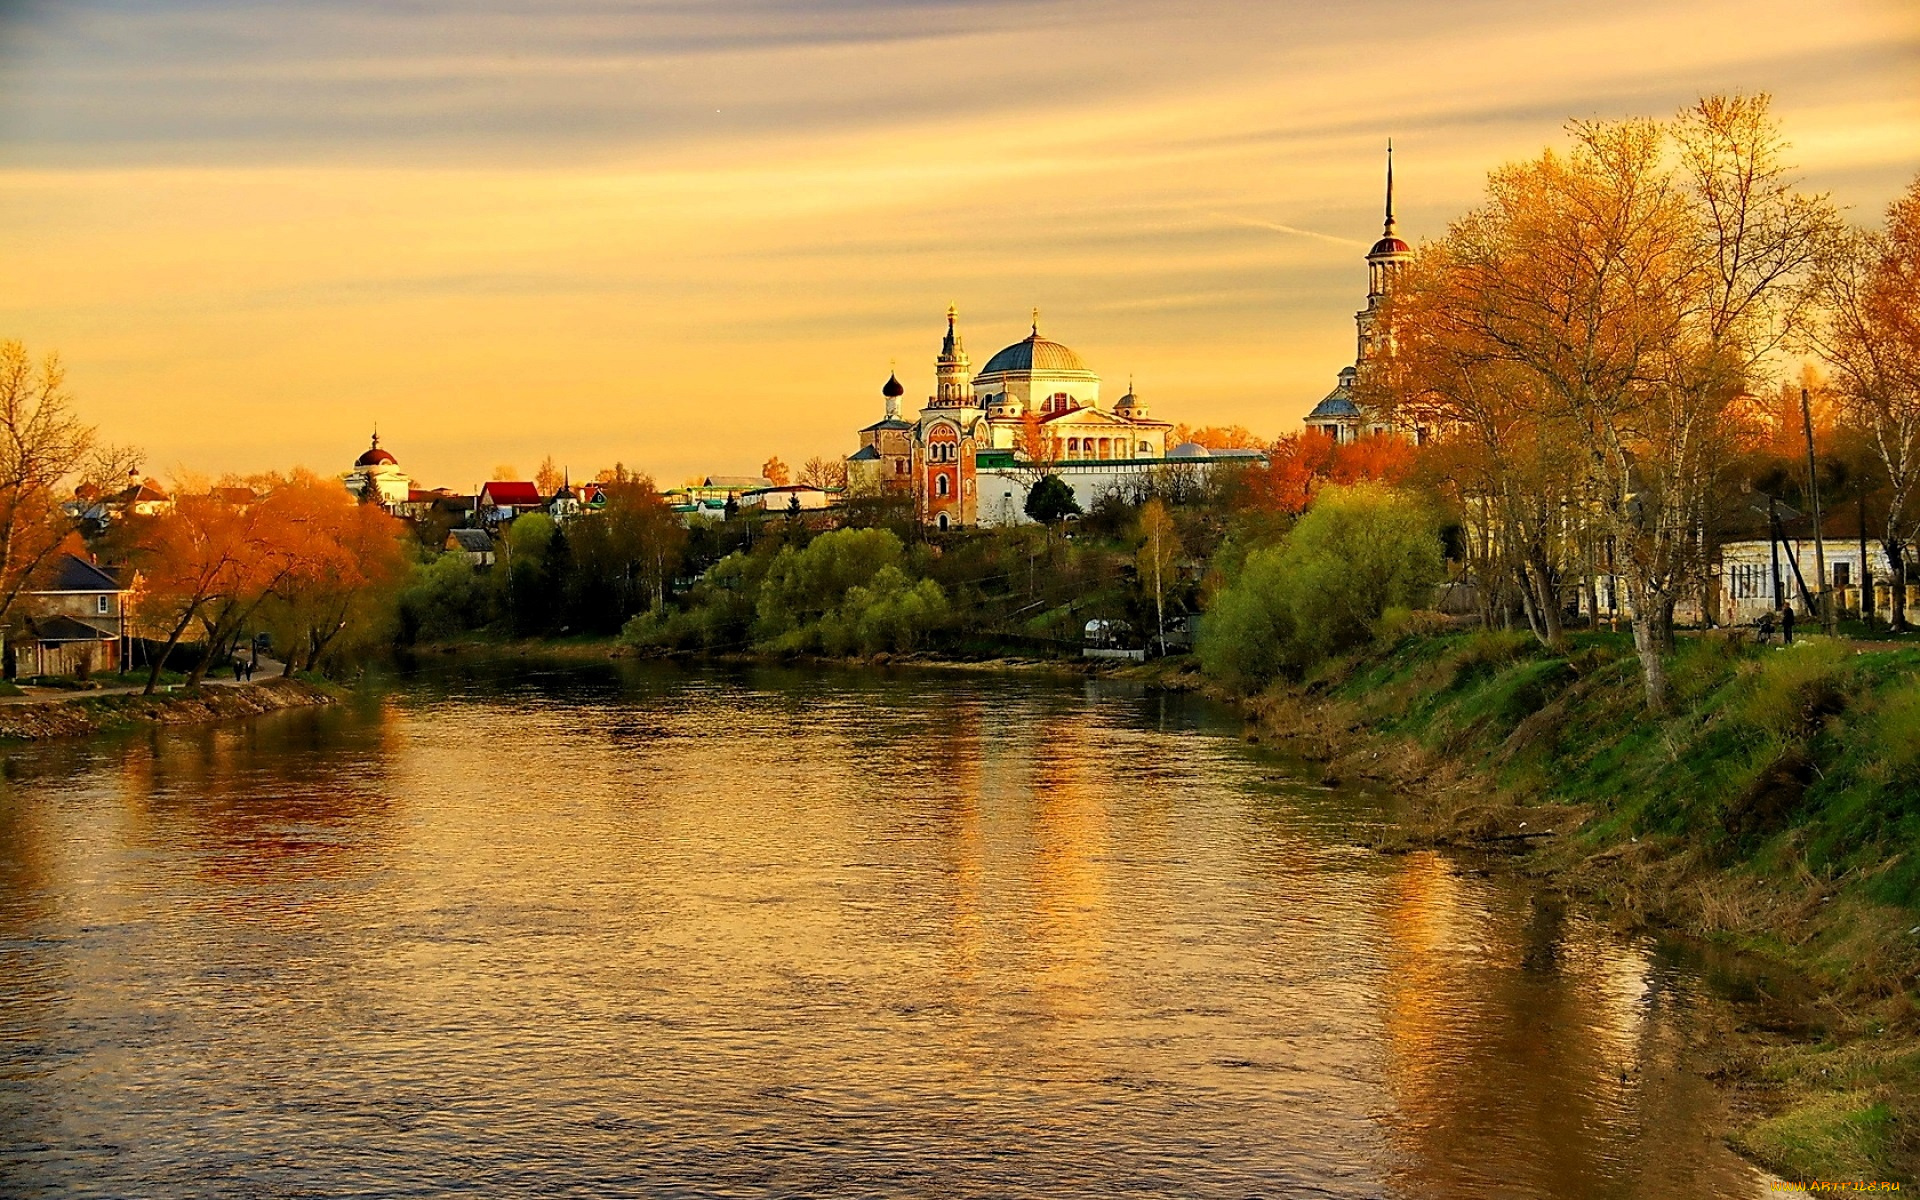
left=0, top=677, right=338, bottom=742
left=1214, top=625, right=1920, bottom=1183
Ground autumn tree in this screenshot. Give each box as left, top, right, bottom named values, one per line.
left=1240, top=430, right=1418, bottom=517
left=535, top=456, right=564, bottom=496
left=1015, top=410, right=1064, bottom=469
left=798, top=455, right=848, bottom=491
left=762, top=455, right=790, bottom=486
left=0, top=341, right=138, bottom=628
left=1367, top=248, right=1586, bottom=647
left=1807, top=173, right=1920, bottom=629
left=1394, top=95, right=1832, bottom=710
left=1136, top=499, right=1182, bottom=651
left=253, top=474, right=411, bottom=674
left=131, top=491, right=264, bottom=693
left=1170, top=424, right=1267, bottom=450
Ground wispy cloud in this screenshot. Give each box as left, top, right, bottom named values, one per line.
left=0, top=0, right=1915, bottom=484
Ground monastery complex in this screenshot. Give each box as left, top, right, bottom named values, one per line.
left=849, top=149, right=1414, bottom=527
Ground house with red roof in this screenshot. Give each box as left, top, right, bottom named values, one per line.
left=477, top=481, right=544, bottom=523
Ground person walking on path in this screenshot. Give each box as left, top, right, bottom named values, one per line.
left=1783, top=605, right=1796, bottom=646
left=242, top=657, right=254, bottom=683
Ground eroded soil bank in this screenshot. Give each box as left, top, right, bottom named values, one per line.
left=0, top=678, right=337, bottom=742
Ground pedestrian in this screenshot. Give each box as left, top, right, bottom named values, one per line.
left=243, top=658, right=254, bottom=682
left=233, top=656, right=243, bottom=682
left=1782, top=605, right=1796, bottom=646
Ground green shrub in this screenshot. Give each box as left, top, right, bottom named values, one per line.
left=1196, top=484, right=1444, bottom=690
left=755, top=528, right=906, bottom=641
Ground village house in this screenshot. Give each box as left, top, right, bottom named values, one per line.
left=475, top=481, right=545, bottom=524
left=17, top=554, right=131, bottom=678
left=741, top=484, right=837, bottom=513
left=445, top=528, right=496, bottom=567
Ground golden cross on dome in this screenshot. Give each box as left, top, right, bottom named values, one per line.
left=1031, top=307, right=1040, bottom=336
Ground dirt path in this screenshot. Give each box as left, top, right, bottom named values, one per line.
left=0, top=658, right=289, bottom=705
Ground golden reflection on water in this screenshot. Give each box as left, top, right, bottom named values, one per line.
left=0, top=663, right=1774, bottom=1199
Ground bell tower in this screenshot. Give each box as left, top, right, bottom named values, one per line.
left=1356, top=141, right=1412, bottom=363
left=934, top=304, right=972, bottom=407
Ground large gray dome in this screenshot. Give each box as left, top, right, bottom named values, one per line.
left=977, top=334, right=1089, bottom=376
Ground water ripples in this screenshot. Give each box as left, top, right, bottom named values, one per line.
left=0, top=662, right=1772, bottom=1197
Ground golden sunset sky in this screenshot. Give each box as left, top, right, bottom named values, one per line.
left=2, top=0, right=1917, bottom=490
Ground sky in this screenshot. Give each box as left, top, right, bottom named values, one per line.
left=2, top=0, right=1917, bottom=490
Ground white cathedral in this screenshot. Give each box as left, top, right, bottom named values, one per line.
left=847, top=148, right=1415, bottom=527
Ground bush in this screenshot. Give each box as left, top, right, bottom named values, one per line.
left=811, top=566, right=951, bottom=655
left=755, top=528, right=905, bottom=641
left=398, top=553, right=490, bottom=642
left=1197, top=483, right=1444, bottom=689
left=1732, top=639, right=1854, bottom=744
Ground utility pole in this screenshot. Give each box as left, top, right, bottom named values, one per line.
left=1859, top=470, right=1875, bottom=630
left=1801, top=386, right=1833, bottom=633
left=1152, top=515, right=1165, bottom=657
left=1768, top=496, right=1786, bottom=619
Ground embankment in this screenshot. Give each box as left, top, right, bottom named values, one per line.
left=0, top=678, right=337, bottom=742
left=1195, top=627, right=1920, bottom=1184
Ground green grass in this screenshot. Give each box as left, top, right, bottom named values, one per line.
left=1739, top=1093, right=1906, bottom=1184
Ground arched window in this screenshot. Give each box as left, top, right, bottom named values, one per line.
left=936, top=474, right=950, bottom=497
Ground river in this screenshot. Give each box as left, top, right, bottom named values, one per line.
left=0, top=660, right=1782, bottom=1197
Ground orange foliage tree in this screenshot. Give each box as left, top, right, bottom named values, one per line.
left=1241, top=430, right=1418, bottom=515
left=1364, top=96, right=1832, bottom=710
left=0, top=341, right=138, bottom=627
left=259, top=475, right=410, bottom=674
left=132, top=473, right=409, bottom=690
left=1809, top=172, right=1920, bottom=629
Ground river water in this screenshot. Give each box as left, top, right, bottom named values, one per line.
left=0, top=661, right=1781, bottom=1198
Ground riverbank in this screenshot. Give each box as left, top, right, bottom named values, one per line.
left=1193, top=627, right=1919, bottom=1185
left=0, top=676, right=338, bottom=741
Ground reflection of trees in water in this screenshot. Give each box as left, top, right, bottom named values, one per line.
left=1376, top=852, right=1754, bottom=1199
left=0, top=792, right=62, bottom=1009
left=117, top=704, right=400, bottom=893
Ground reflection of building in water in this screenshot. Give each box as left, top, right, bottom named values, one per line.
left=1022, top=712, right=1111, bottom=1008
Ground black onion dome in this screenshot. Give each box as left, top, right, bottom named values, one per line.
left=882, top=372, right=905, bottom=398
left=1369, top=235, right=1410, bottom=257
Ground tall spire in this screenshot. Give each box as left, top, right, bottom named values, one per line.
left=940, top=304, right=965, bottom=360
left=935, top=303, right=971, bottom=406
left=1384, top=139, right=1396, bottom=238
